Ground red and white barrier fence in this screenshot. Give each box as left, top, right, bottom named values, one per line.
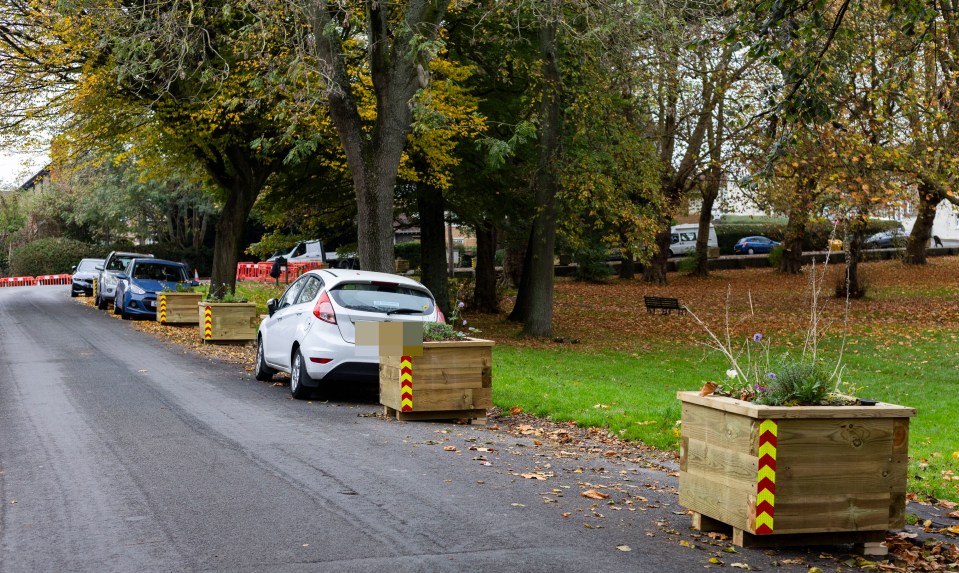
left=36, top=274, right=73, bottom=286
left=235, top=261, right=327, bottom=283
left=0, top=274, right=73, bottom=287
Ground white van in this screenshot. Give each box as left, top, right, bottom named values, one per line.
left=669, top=224, right=719, bottom=257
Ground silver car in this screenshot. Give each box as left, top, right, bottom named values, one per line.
left=95, top=250, right=154, bottom=309
left=254, top=269, right=442, bottom=399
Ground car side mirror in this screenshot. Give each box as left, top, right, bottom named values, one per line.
left=116, top=273, right=128, bottom=280
left=71, top=265, right=77, bottom=272
left=267, top=298, right=278, bottom=317
left=95, top=265, right=104, bottom=271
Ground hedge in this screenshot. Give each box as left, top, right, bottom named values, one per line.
left=8, top=239, right=215, bottom=277
left=714, top=218, right=904, bottom=255
left=9, top=238, right=101, bottom=277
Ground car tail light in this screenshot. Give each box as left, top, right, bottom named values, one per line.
left=436, top=308, right=445, bottom=323
left=313, top=292, right=336, bottom=324
left=310, top=357, right=333, bottom=364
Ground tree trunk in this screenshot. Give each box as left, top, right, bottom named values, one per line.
left=839, top=227, right=867, bottom=299
left=780, top=202, right=807, bottom=274
left=204, top=147, right=278, bottom=299
left=508, top=228, right=534, bottom=323
left=691, top=174, right=718, bottom=277
left=417, top=185, right=450, bottom=317
left=473, top=220, right=499, bottom=313
left=307, top=0, right=449, bottom=274
left=904, top=182, right=942, bottom=265
left=618, top=250, right=635, bottom=279
left=618, top=225, right=635, bottom=279
left=643, top=217, right=671, bottom=285
left=519, top=20, right=562, bottom=338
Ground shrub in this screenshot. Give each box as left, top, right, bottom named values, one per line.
left=571, top=245, right=614, bottom=282
left=9, top=238, right=101, bottom=276
left=393, top=241, right=422, bottom=270
left=767, top=244, right=784, bottom=268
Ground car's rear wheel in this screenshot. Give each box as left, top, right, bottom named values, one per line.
left=290, top=349, right=313, bottom=400
left=254, top=337, right=276, bottom=382
left=747, top=248, right=755, bottom=255
left=96, top=289, right=107, bottom=310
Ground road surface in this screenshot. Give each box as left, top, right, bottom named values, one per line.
left=0, top=286, right=877, bottom=572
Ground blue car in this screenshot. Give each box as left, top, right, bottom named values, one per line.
left=733, top=236, right=780, bottom=255
left=114, top=258, right=197, bottom=319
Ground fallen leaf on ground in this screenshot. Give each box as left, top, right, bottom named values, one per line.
left=443, top=446, right=458, bottom=452
left=581, top=489, right=611, bottom=500
left=616, top=545, right=631, bottom=552
left=510, top=406, right=523, bottom=415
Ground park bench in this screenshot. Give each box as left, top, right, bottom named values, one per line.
left=644, top=296, right=686, bottom=315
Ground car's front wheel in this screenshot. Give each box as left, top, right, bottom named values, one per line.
left=113, top=291, right=122, bottom=315
left=747, top=248, right=755, bottom=255
left=70, top=288, right=78, bottom=298
left=96, top=289, right=107, bottom=310
left=290, top=349, right=313, bottom=400
left=254, top=337, right=277, bottom=382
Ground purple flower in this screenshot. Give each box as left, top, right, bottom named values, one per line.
left=462, top=319, right=468, bottom=326
left=753, top=333, right=763, bottom=343
left=767, top=372, right=777, bottom=381
left=457, top=301, right=465, bottom=309
left=753, top=384, right=768, bottom=393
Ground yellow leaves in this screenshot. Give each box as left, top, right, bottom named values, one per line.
left=581, top=489, right=610, bottom=500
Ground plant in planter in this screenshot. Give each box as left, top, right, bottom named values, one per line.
left=379, top=302, right=493, bottom=422
left=678, top=265, right=915, bottom=555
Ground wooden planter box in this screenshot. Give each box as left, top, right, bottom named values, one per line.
left=197, top=301, right=259, bottom=341
left=678, top=391, right=915, bottom=553
left=380, top=339, right=494, bottom=423
left=156, top=292, right=202, bottom=324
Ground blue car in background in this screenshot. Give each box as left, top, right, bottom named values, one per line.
left=733, top=236, right=780, bottom=255
left=114, top=258, right=197, bottom=319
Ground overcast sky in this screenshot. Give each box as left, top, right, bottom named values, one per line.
left=0, top=151, right=49, bottom=189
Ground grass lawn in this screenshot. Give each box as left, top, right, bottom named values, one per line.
left=468, top=257, right=959, bottom=502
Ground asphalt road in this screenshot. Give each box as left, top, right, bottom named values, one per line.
left=0, top=286, right=898, bottom=572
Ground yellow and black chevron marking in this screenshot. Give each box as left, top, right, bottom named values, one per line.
left=400, top=356, right=413, bottom=412
left=203, top=306, right=213, bottom=340
left=756, top=418, right=778, bottom=534
left=92, top=278, right=98, bottom=300
left=158, top=294, right=168, bottom=324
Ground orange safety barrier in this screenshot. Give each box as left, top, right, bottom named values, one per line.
left=235, top=262, right=262, bottom=282
left=0, top=276, right=38, bottom=287
left=36, top=274, right=72, bottom=286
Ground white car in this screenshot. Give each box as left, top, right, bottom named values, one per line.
left=254, top=269, right=444, bottom=399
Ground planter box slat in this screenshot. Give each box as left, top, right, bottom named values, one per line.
left=197, top=302, right=258, bottom=341
left=157, top=292, right=202, bottom=324
left=678, top=391, right=914, bottom=546
left=379, top=338, right=493, bottom=422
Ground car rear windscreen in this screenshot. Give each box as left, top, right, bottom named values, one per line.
left=330, top=283, right=435, bottom=315
left=133, top=263, right=189, bottom=282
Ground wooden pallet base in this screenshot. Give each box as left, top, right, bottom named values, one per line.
left=692, top=513, right=888, bottom=556
left=383, top=406, right=487, bottom=425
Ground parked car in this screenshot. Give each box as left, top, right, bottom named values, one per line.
left=669, top=224, right=719, bottom=257
left=95, top=250, right=154, bottom=309
left=255, top=269, right=443, bottom=399
left=864, top=229, right=908, bottom=249
left=113, top=258, right=196, bottom=319
left=71, top=258, right=104, bottom=297
left=733, top=236, right=780, bottom=255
